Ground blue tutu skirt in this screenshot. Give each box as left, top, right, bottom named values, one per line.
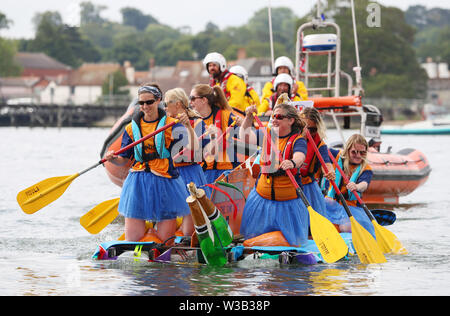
left=118, top=171, right=190, bottom=221
left=204, top=168, right=231, bottom=184
left=240, top=188, right=310, bottom=246
left=302, top=181, right=327, bottom=217
left=177, top=164, right=211, bottom=196
left=324, top=198, right=376, bottom=238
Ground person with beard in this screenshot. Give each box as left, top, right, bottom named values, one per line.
left=203, top=52, right=247, bottom=117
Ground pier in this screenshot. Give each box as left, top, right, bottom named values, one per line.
left=0, top=103, right=129, bottom=127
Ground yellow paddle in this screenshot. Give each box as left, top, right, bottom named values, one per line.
left=305, top=130, right=386, bottom=264
left=252, top=114, right=348, bottom=263
left=17, top=119, right=179, bottom=214
left=327, top=149, right=407, bottom=255
left=80, top=196, right=184, bottom=237
left=80, top=198, right=120, bottom=234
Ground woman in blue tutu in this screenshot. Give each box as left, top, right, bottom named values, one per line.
left=104, top=84, right=193, bottom=242
left=324, top=134, right=376, bottom=237
left=239, top=103, right=309, bottom=246
left=299, top=107, right=335, bottom=218
left=164, top=87, right=210, bottom=236
left=189, top=84, right=240, bottom=186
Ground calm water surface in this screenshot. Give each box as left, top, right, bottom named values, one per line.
left=1, top=127, right=449, bottom=296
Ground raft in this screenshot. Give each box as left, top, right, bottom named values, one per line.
left=92, top=233, right=356, bottom=266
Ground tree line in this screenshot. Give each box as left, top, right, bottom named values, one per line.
left=1, top=0, right=449, bottom=99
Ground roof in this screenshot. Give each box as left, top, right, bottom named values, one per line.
left=62, top=63, right=122, bottom=86
left=15, top=52, right=72, bottom=70
left=0, top=76, right=41, bottom=87
left=133, top=61, right=209, bottom=94
left=230, top=57, right=273, bottom=77
left=135, top=66, right=176, bottom=85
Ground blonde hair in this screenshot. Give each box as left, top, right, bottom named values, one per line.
left=165, top=88, right=200, bottom=119
left=192, top=84, right=233, bottom=112
left=341, top=134, right=369, bottom=176
left=273, top=103, right=306, bottom=134
left=300, top=107, right=327, bottom=139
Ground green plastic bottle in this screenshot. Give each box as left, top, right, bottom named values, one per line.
left=208, top=208, right=233, bottom=247
left=195, top=224, right=227, bottom=266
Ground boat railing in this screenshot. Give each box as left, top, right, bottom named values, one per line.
left=295, top=15, right=382, bottom=142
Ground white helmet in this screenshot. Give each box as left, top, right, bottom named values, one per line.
left=273, top=73, right=293, bottom=90
left=229, top=65, right=248, bottom=83
left=274, top=56, right=294, bottom=75
left=203, top=52, right=227, bottom=73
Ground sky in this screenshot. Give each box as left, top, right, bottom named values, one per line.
left=1, top=0, right=449, bottom=39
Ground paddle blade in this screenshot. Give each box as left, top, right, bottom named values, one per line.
left=373, top=221, right=408, bottom=255
left=371, top=209, right=396, bottom=226
left=350, top=217, right=386, bottom=264
left=17, top=174, right=79, bottom=214
left=308, top=206, right=349, bottom=263
left=80, top=198, right=120, bottom=234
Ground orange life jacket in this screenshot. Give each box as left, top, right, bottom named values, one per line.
left=201, top=107, right=235, bottom=171
left=300, top=132, right=326, bottom=185
left=256, top=130, right=303, bottom=201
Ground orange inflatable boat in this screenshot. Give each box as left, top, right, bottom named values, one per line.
left=363, top=149, right=431, bottom=204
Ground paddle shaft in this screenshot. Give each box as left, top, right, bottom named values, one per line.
left=304, top=130, right=355, bottom=217
left=252, top=114, right=311, bottom=207
left=326, top=149, right=376, bottom=221
left=327, top=147, right=405, bottom=256
left=78, top=120, right=180, bottom=176
left=17, top=119, right=179, bottom=214
left=100, top=119, right=179, bottom=164
left=172, top=130, right=208, bottom=161
left=203, top=118, right=237, bottom=158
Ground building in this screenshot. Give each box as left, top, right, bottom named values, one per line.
left=40, top=63, right=123, bottom=105
left=15, top=52, right=72, bottom=78
left=421, top=58, right=450, bottom=106
left=130, top=60, right=209, bottom=97
left=0, top=77, right=41, bottom=103
left=230, top=57, right=273, bottom=95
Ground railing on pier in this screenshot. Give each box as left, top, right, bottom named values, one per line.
left=0, top=103, right=129, bottom=127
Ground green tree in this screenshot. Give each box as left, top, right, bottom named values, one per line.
left=0, top=38, right=22, bottom=76
left=303, top=0, right=427, bottom=98
left=247, top=7, right=298, bottom=56
left=80, top=1, right=107, bottom=25
left=121, top=7, right=158, bottom=31
left=414, top=26, right=450, bottom=65
left=0, top=11, right=12, bottom=30
left=101, top=70, right=129, bottom=96
left=30, top=11, right=101, bottom=68
left=154, top=37, right=194, bottom=65
left=0, top=12, right=21, bottom=76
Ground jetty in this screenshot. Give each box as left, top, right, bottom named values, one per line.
left=0, top=103, right=127, bottom=127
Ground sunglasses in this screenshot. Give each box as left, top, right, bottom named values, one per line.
left=138, top=99, right=157, bottom=106
left=273, top=114, right=288, bottom=120
left=307, top=127, right=318, bottom=133
left=189, top=95, right=203, bottom=102
left=350, top=149, right=367, bottom=156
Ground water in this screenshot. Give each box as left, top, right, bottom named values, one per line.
left=1, top=127, right=449, bottom=296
